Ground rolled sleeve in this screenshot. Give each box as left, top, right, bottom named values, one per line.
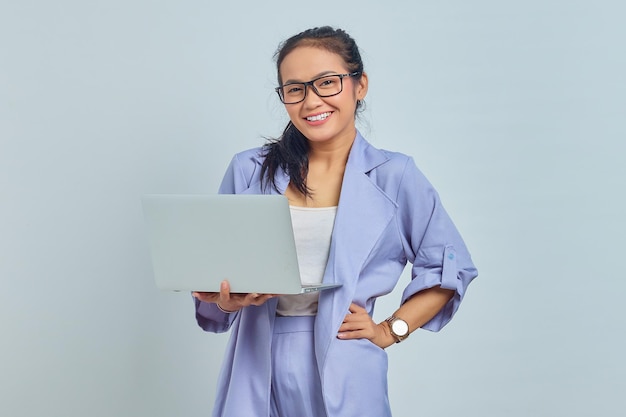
left=401, top=244, right=476, bottom=331
left=397, top=158, right=478, bottom=331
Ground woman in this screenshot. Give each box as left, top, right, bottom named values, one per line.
left=192, top=26, right=478, bottom=417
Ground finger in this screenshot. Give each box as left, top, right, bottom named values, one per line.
left=338, top=322, right=368, bottom=332
left=219, top=280, right=231, bottom=303
left=342, top=311, right=369, bottom=323
left=340, top=318, right=376, bottom=330
left=246, top=292, right=260, bottom=301
left=192, top=292, right=218, bottom=303
left=248, top=293, right=269, bottom=305
left=348, top=303, right=366, bottom=314
left=256, top=294, right=275, bottom=304
left=337, top=329, right=370, bottom=340
left=252, top=293, right=278, bottom=306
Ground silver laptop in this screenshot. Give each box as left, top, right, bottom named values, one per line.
left=141, top=194, right=342, bottom=294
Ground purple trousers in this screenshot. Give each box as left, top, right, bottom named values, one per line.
left=270, top=316, right=326, bottom=417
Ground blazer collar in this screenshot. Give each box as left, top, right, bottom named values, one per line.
left=240, top=130, right=388, bottom=195
left=346, top=131, right=390, bottom=174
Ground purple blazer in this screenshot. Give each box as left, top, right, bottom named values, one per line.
left=194, top=132, right=478, bottom=417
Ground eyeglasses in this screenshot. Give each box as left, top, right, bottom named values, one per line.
left=275, top=72, right=361, bottom=104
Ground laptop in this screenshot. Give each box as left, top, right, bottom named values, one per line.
left=141, top=194, right=342, bottom=294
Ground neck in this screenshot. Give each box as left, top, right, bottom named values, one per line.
left=307, top=131, right=356, bottom=168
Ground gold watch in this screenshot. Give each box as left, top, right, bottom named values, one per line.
left=385, top=316, right=410, bottom=343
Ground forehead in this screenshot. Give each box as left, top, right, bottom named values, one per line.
left=279, top=46, right=348, bottom=82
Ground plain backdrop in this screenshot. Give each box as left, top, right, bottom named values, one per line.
left=1, top=1, right=625, bottom=416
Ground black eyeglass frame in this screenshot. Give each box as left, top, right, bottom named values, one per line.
left=275, top=72, right=361, bottom=104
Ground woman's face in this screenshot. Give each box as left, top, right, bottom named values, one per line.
left=278, top=46, right=368, bottom=147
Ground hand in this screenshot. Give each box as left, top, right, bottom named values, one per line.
left=337, top=303, right=395, bottom=349
left=192, top=280, right=276, bottom=313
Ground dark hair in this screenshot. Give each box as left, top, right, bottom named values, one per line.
left=260, top=26, right=365, bottom=197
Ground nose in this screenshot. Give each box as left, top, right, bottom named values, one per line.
left=302, top=84, right=323, bottom=107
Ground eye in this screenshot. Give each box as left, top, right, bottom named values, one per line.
left=285, top=85, right=304, bottom=95
left=317, top=77, right=338, bottom=88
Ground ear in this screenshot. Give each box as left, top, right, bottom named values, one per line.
left=355, top=71, right=369, bottom=100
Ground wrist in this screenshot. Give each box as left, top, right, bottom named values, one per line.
left=384, top=315, right=410, bottom=343
left=215, top=302, right=237, bottom=314
left=377, top=322, right=397, bottom=349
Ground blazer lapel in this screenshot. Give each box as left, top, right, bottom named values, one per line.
left=314, top=133, right=398, bottom=371
left=240, top=161, right=289, bottom=195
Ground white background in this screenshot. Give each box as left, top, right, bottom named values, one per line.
left=1, top=1, right=624, bottom=416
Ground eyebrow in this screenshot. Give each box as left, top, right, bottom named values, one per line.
left=282, top=70, right=341, bottom=85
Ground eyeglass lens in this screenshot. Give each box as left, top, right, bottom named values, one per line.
left=279, top=75, right=344, bottom=104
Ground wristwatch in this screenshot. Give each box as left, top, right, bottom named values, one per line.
left=385, top=316, right=410, bottom=343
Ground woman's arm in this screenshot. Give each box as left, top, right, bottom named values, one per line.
left=338, top=156, right=477, bottom=347
left=338, top=286, right=454, bottom=349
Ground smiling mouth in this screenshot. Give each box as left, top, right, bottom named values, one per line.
left=306, top=112, right=332, bottom=122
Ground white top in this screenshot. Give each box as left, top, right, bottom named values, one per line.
left=276, top=206, right=338, bottom=316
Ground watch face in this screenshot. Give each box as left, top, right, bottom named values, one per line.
left=391, top=319, right=409, bottom=336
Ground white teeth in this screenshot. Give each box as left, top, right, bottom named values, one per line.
left=306, top=112, right=331, bottom=121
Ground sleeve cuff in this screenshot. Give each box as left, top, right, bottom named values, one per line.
left=194, top=297, right=237, bottom=332
left=401, top=245, right=472, bottom=332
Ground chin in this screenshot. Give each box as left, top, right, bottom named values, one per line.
left=301, top=131, right=336, bottom=143
left=298, top=125, right=343, bottom=141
